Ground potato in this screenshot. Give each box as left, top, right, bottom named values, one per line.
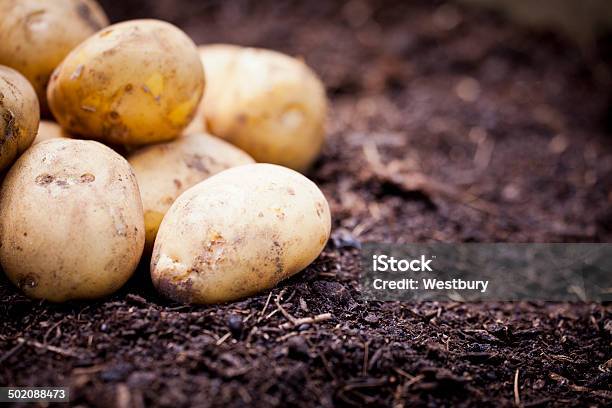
left=127, top=132, right=254, bottom=250
left=0, top=139, right=145, bottom=302
left=200, top=45, right=327, bottom=172
left=33, top=120, right=68, bottom=145
left=0, top=66, right=39, bottom=172
left=0, top=0, right=109, bottom=114
left=151, top=163, right=331, bottom=304
left=182, top=45, right=243, bottom=135
left=47, top=19, right=205, bottom=147
left=182, top=93, right=207, bottom=135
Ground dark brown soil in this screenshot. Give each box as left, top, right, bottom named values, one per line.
left=1, top=1, right=611, bottom=407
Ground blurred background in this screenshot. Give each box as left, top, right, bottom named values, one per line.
left=94, top=0, right=612, bottom=242
left=98, top=0, right=612, bottom=47
left=96, top=0, right=612, bottom=120
left=3, top=3, right=612, bottom=406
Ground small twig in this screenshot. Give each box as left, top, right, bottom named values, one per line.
left=264, top=308, right=281, bottom=320
left=242, top=312, right=255, bottom=324
left=363, top=141, right=383, bottom=168
left=284, top=289, right=297, bottom=304
left=393, top=368, right=425, bottom=388
left=164, top=305, right=192, bottom=312
left=404, top=374, right=425, bottom=388
left=550, top=372, right=612, bottom=399
left=245, top=326, right=257, bottom=346
left=0, top=341, right=25, bottom=364
left=599, top=357, right=612, bottom=372
left=72, top=365, right=107, bottom=375
left=274, top=294, right=297, bottom=326
left=342, top=377, right=388, bottom=391
left=367, top=348, right=384, bottom=371
left=116, top=383, right=131, bottom=408
left=279, top=313, right=333, bottom=330
left=238, top=387, right=252, bottom=404
left=362, top=341, right=369, bottom=377
left=393, top=367, right=414, bottom=380
left=514, top=369, right=521, bottom=407
left=17, top=338, right=79, bottom=358
left=259, top=291, right=273, bottom=318
left=43, top=319, right=64, bottom=344
left=549, top=354, right=578, bottom=364
left=215, top=332, right=231, bottom=346
left=276, top=331, right=299, bottom=342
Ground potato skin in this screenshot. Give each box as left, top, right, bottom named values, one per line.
left=32, top=120, right=68, bottom=145
left=182, top=92, right=208, bottom=135
left=0, top=139, right=145, bottom=302
left=127, top=132, right=254, bottom=250
left=0, top=0, right=109, bottom=114
left=0, top=66, right=39, bottom=172
left=183, top=44, right=243, bottom=135
left=200, top=45, right=327, bottom=172
left=47, top=19, right=205, bottom=146
left=151, top=163, right=331, bottom=304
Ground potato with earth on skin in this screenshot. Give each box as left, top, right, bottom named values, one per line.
left=151, top=163, right=331, bottom=304
left=182, top=44, right=243, bottom=135
left=33, top=120, right=68, bottom=145
left=199, top=45, right=327, bottom=172
left=0, top=0, right=109, bottom=113
left=0, top=139, right=145, bottom=302
left=182, top=95, right=207, bottom=135
left=127, top=132, right=255, bottom=250
left=47, top=19, right=205, bottom=147
left=0, top=65, right=39, bottom=172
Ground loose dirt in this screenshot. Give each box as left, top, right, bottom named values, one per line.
left=1, top=1, right=611, bottom=406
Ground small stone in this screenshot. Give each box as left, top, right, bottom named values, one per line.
left=548, top=134, right=569, bottom=154
left=455, top=77, right=480, bottom=102
left=432, top=4, right=461, bottom=31
left=502, top=184, right=521, bottom=202
left=331, top=228, right=361, bottom=249
left=287, top=336, right=310, bottom=359
left=227, top=314, right=243, bottom=336
left=299, top=297, right=309, bottom=312
left=364, top=313, right=380, bottom=324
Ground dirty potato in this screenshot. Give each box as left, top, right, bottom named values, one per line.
left=182, top=44, right=242, bottom=135
left=0, top=139, right=145, bottom=302
left=182, top=92, right=208, bottom=135
left=151, top=163, right=331, bottom=304
left=0, top=65, right=39, bottom=172
left=33, top=120, right=68, bottom=145
left=0, top=0, right=109, bottom=114
left=200, top=45, right=327, bottom=172
left=47, top=19, right=205, bottom=146
left=127, top=132, right=254, bottom=250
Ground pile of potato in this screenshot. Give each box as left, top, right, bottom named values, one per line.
left=0, top=0, right=331, bottom=304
